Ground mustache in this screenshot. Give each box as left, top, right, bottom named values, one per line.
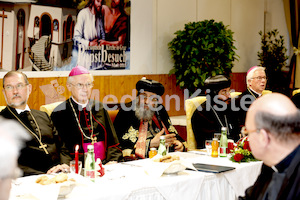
left=12, top=94, right=21, bottom=99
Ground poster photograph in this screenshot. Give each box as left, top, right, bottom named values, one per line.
left=0, top=0, right=131, bottom=72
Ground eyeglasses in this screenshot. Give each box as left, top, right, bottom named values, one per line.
left=219, top=88, right=232, bottom=96
left=241, top=126, right=260, bottom=137
left=252, top=76, right=267, bottom=81
left=70, top=82, right=94, bottom=89
left=4, top=83, right=28, bottom=91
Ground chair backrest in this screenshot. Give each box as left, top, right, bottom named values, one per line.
left=0, top=106, right=6, bottom=112
left=40, top=101, right=120, bottom=122
left=185, top=96, right=206, bottom=150
left=293, top=89, right=300, bottom=96
left=40, top=101, right=63, bottom=116
left=262, top=90, right=272, bottom=95
left=230, top=92, right=242, bottom=98
left=185, top=91, right=242, bottom=150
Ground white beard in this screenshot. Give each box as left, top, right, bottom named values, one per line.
left=135, top=99, right=155, bottom=121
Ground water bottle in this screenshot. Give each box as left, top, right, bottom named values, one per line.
left=220, top=127, right=228, bottom=157
left=84, top=145, right=96, bottom=182
left=157, top=136, right=167, bottom=156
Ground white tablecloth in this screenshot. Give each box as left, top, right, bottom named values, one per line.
left=9, top=152, right=263, bottom=200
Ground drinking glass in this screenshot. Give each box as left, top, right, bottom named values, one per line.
left=70, top=160, right=82, bottom=174
left=205, top=140, right=212, bottom=156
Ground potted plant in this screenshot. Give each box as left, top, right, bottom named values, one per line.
left=168, top=19, right=238, bottom=95
left=257, top=29, right=289, bottom=94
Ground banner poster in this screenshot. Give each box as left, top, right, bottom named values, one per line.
left=1, top=0, right=131, bottom=72
left=66, top=0, right=131, bottom=71
left=68, top=0, right=130, bottom=70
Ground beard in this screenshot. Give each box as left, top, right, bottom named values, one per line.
left=135, top=99, right=155, bottom=121
left=4, top=93, right=27, bottom=108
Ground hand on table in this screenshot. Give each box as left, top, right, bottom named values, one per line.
left=173, top=140, right=184, bottom=152
left=150, top=128, right=165, bottom=148
left=105, top=161, right=118, bottom=165
left=150, top=128, right=177, bottom=148
left=47, top=164, right=70, bottom=174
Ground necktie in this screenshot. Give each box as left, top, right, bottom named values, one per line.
left=135, top=121, right=148, bottom=159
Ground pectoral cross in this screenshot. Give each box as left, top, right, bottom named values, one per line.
left=39, top=144, right=49, bottom=154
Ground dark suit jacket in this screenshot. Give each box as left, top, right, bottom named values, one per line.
left=0, top=106, right=71, bottom=176
left=233, top=88, right=258, bottom=126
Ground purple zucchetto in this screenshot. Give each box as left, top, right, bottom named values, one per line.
left=69, top=65, right=90, bottom=77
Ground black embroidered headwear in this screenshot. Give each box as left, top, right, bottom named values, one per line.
left=136, top=77, right=165, bottom=96
left=204, top=75, right=231, bottom=96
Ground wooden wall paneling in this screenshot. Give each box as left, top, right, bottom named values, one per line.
left=0, top=72, right=246, bottom=115
left=110, top=75, right=139, bottom=103
left=230, top=73, right=247, bottom=92
left=0, top=83, right=5, bottom=106
left=94, top=75, right=110, bottom=103
left=170, top=74, right=185, bottom=116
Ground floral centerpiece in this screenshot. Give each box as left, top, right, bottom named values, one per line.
left=229, top=137, right=259, bottom=163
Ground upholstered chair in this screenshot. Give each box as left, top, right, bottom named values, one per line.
left=185, top=96, right=207, bottom=150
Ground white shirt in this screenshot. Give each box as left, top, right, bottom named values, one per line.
left=15, top=105, right=31, bottom=114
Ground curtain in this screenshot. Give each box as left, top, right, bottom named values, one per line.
left=283, top=0, right=300, bottom=89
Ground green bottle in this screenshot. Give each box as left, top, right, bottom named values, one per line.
left=220, top=127, right=228, bottom=157
left=157, top=136, right=167, bottom=156
left=84, top=145, right=96, bottom=182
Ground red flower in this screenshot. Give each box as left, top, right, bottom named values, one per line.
left=234, top=153, right=244, bottom=162
left=243, top=140, right=251, bottom=151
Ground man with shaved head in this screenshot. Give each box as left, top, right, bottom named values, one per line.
left=239, top=93, right=300, bottom=200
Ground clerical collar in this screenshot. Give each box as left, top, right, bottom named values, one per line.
left=71, top=96, right=88, bottom=108
left=249, top=87, right=262, bottom=97
left=272, top=145, right=300, bottom=173
left=15, top=105, right=31, bottom=114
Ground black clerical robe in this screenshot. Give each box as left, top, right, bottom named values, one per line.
left=0, top=106, right=71, bottom=176
left=191, top=101, right=241, bottom=149
left=233, top=88, right=259, bottom=126
left=239, top=145, right=300, bottom=200
left=113, top=101, right=185, bottom=158
left=51, top=98, right=122, bottom=165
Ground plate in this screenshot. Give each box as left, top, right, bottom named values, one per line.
left=163, top=162, right=186, bottom=174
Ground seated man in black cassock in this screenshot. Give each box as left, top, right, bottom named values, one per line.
left=51, top=66, right=122, bottom=165
left=191, top=75, right=241, bottom=149
left=0, top=71, right=71, bottom=176
left=239, top=93, right=300, bottom=200
left=113, top=77, right=186, bottom=159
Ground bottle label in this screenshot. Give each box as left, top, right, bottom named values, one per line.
left=220, top=147, right=227, bottom=156
left=86, top=170, right=96, bottom=179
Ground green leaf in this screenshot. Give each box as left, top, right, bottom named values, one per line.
left=191, top=66, right=196, bottom=73
left=168, top=20, right=238, bottom=92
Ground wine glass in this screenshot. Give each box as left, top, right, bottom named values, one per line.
left=70, top=160, right=82, bottom=174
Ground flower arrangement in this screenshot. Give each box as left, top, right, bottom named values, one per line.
left=229, top=137, right=258, bottom=163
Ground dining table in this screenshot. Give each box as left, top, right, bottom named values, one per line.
left=9, top=151, right=263, bottom=200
